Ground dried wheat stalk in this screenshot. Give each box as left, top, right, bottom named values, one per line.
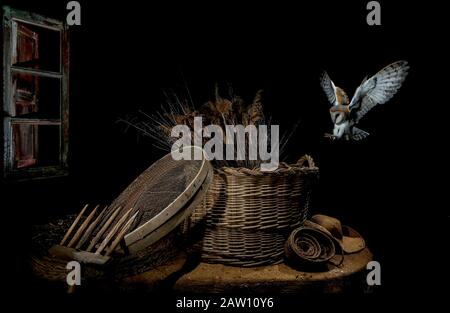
left=118, top=86, right=296, bottom=170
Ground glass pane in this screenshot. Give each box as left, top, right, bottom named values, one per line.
left=12, top=73, right=60, bottom=118
left=12, top=123, right=60, bottom=169
left=12, top=21, right=60, bottom=72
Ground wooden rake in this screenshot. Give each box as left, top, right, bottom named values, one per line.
left=49, top=204, right=138, bottom=265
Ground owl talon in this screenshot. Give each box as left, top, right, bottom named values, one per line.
left=324, top=133, right=337, bottom=140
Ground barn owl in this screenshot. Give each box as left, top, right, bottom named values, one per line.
left=320, top=61, right=409, bottom=140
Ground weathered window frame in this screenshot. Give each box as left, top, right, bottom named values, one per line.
left=2, top=6, right=69, bottom=180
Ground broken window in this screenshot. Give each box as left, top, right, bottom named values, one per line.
left=2, top=7, right=69, bottom=180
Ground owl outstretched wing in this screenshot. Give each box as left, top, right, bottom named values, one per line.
left=349, top=61, right=409, bottom=123
left=320, top=71, right=337, bottom=106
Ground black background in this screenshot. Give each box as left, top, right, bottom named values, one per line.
left=1, top=0, right=443, bottom=306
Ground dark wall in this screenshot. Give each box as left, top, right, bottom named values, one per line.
left=2, top=0, right=437, bottom=296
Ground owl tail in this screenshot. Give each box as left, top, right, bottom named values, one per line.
left=351, top=127, right=370, bottom=141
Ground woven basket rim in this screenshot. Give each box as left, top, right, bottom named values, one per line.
left=214, top=155, right=319, bottom=177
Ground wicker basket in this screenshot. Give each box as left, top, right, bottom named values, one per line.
left=186, top=155, right=319, bottom=266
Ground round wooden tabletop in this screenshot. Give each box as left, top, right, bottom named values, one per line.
left=121, top=248, right=373, bottom=294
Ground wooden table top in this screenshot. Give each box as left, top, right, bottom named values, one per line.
left=120, top=248, right=372, bottom=294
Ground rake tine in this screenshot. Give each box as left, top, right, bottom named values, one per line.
left=105, top=211, right=139, bottom=256
left=75, top=205, right=109, bottom=250
left=95, top=207, right=134, bottom=255
left=67, top=205, right=99, bottom=248
left=86, top=206, right=121, bottom=252
left=60, top=204, right=89, bottom=246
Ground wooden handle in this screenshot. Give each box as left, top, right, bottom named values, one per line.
left=60, top=204, right=89, bottom=246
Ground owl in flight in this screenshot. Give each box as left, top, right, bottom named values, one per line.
left=320, top=61, right=409, bottom=140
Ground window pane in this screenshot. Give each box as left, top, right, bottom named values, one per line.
left=12, top=124, right=60, bottom=169
left=12, top=21, right=60, bottom=72
left=12, top=73, right=60, bottom=118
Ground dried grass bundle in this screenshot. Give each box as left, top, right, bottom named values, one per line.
left=118, top=86, right=295, bottom=170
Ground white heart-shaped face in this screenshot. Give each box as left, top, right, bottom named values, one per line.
left=330, top=111, right=345, bottom=125
left=335, top=113, right=344, bottom=125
